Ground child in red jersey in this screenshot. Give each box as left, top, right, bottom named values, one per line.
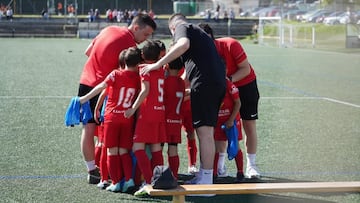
left=179, top=70, right=198, bottom=174
left=79, top=47, right=143, bottom=192
left=213, top=78, right=244, bottom=182
left=163, top=56, right=185, bottom=180
left=93, top=89, right=109, bottom=189
left=93, top=50, right=126, bottom=189
left=124, top=40, right=166, bottom=197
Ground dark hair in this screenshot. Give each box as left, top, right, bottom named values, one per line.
left=198, top=23, right=214, bottom=39
left=119, top=49, right=127, bottom=68
left=168, top=57, right=183, bottom=71
left=123, top=47, right=142, bottom=67
left=142, top=40, right=160, bottom=61
left=132, top=13, right=157, bottom=31
left=154, top=39, right=166, bottom=52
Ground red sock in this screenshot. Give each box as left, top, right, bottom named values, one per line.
left=120, top=153, right=133, bottom=181
left=213, top=152, right=219, bottom=176
left=235, top=150, right=244, bottom=174
left=134, top=150, right=152, bottom=184
left=95, top=146, right=101, bottom=167
left=151, top=150, right=164, bottom=171
left=100, top=146, right=108, bottom=181
left=187, top=138, right=197, bottom=166
left=134, top=162, right=142, bottom=186
left=107, top=154, right=122, bottom=184
left=168, top=155, right=179, bottom=179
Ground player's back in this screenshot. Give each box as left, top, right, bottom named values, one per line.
left=104, top=69, right=141, bottom=122
left=164, top=75, right=185, bottom=120
left=138, top=66, right=166, bottom=122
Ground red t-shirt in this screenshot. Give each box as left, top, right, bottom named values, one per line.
left=80, top=26, right=136, bottom=87
left=217, top=79, right=241, bottom=125
left=215, top=37, right=256, bottom=87
left=137, top=65, right=166, bottom=122
left=103, top=69, right=140, bottom=123
left=164, top=75, right=185, bottom=143
left=164, top=75, right=185, bottom=121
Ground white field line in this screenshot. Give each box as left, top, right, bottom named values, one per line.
left=0, top=96, right=72, bottom=99
left=262, top=96, right=359, bottom=108
left=0, top=96, right=358, bottom=108
left=322, top=97, right=360, bottom=108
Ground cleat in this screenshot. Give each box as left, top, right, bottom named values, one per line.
left=87, top=168, right=100, bottom=184
left=97, top=180, right=110, bottom=189
left=185, top=173, right=201, bottom=184
left=106, top=182, right=122, bottom=192
left=134, top=183, right=150, bottom=197
left=185, top=172, right=215, bottom=196
left=122, top=179, right=135, bottom=193
left=235, top=172, right=245, bottom=183
left=217, top=165, right=227, bottom=177
left=246, top=165, right=261, bottom=179
left=187, top=165, right=199, bottom=174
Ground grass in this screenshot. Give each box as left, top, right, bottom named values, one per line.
left=0, top=38, right=359, bottom=203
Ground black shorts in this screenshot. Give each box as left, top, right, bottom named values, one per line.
left=78, top=84, right=100, bottom=124
left=238, top=79, right=260, bottom=120
left=191, top=84, right=225, bottom=128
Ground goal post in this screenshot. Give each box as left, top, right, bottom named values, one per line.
left=258, top=16, right=282, bottom=47
left=258, top=16, right=317, bottom=48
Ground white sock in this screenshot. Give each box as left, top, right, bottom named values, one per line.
left=85, top=160, right=96, bottom=171
left=217, top=153, right=226, bottom=172
left=246, top=153, right=256, bottom=167
left=200, top=168, right=213, bottom=184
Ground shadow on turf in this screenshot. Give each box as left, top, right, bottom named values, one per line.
left=144, top=193, right=335, bottom=203
left=135, top=174, right=352, bottom=203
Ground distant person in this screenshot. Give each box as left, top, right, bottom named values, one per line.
left=199, top=23, right=261, bottom=179
left=140, top=13, right=226, bottom=190
left=41, top=8, right=49, bottom=19
left=57, top=2, right=63, bottom=15
left=76, top=14, right=156, bottom=185
left=6, top=7, right=13, bottom=21
left=252, top=22, right=258, bottom=43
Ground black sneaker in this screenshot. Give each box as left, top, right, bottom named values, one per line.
left=87, top=168, right=101, bottom=184
left=235, top=172, right=245, bottom=183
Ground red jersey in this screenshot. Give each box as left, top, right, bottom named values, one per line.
left=164, top=75, right=185, bottom=122
left=164, top=75, right=185, bottom=143
left=103, top=69, right=140, bottom=123
left=137, top=65, right=166, bottom=122
left=215, top=37, right=256, bottom=87
left=80, top=26, right=136, bottom=87
left=215, top=79, right=242, bottom=141
left=217, top=79, right=240, bottom=126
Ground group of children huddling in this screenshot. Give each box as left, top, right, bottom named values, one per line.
left=77, top=39, right=245, bottom=196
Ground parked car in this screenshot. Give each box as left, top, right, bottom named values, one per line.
left=339, top=12, right=351, bottom=24
left=299, top=9, right=326, bottom=22
left=323, top=12, right=347, bottom=25
left=284, top=9, right=307, bottom=21
left=306, top=10, right=332, bottom=23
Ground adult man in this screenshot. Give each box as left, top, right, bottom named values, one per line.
left=199, top=23, right=261, bottom=179
left=78, top=14, right=156, bottom=184
left=141, top=13, right=226, bottom=186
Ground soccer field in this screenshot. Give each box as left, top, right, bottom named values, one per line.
left=0, top=38, right=359, bottom=203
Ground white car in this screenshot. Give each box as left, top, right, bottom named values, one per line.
left=339, top=14, right=350, bottom=24
left=323, top=12, right=347, bottom=25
